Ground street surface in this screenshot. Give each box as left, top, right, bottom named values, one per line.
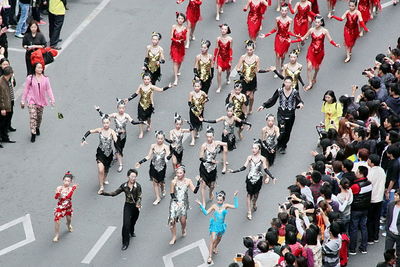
left=0, top=0, right=399, bottom=266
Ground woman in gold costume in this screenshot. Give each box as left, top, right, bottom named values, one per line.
left=143, top=32, right=165, bottom=85
left=194, top=40, right=214, bottom=94
left=227, top=81, right=249, bottom=140
left=188, top=80, right=208, bottom=146
left=126, top=73, right=172, bottom=139
left=235, top=40, right=261, bottom=114
left=271, top=49, right=305, bottom=90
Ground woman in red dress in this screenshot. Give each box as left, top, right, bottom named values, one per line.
left=358, top=0, right=371, bottom=31
left=170, top=12, right=187, bottom=86
left=309, top=0, right=319, bottom=14
left=329, top=0, right=369, bottom=63
left=327, top=0, right=337, bottom=17
left=371, top=0, right=381, bottom=17
left=289, top=0, right=315, bottom=49
left=177, top=0, right=202, bottom=49
left=243, top=0, right=270, bottom=41
left=216, top=0, right=225, bottom=21
left=294, top=16, right=340, bottom=91
left=214, top=24, right=233, bottom=93
left=53, top=171, right=78, bottom=242
left=260, top=4, right=296, bottom=74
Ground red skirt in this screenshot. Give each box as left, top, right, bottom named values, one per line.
left=275, top=34, right=290, bottom=58
left=217, top=0, right=225, bottom=7
left=217, top=56, right=231, bottom=71
left=306, top=47, right=324, bottom=68
left=328, top=0, right=337, bottom=7
left=293, top=17, right=309, bottom=37
left=310, top=0, right=319, bottom=14
left=170, top=42, right=185, bottom=64
left=344, top=26, right=359, bottom=49
left=358, top=4, right=370, bottom=23
left=247, top=15, right=263, bottom=39
left=187, top=3, right=201, bottom=25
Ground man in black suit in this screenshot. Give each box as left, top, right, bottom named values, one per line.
left=385, top=189, right=400, bottom=266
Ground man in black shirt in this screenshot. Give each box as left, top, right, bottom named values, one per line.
left=100, top=169, right=142, bottom=250
left=257, top=76, right=304, bottom=154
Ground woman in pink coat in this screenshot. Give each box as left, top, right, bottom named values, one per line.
left=21, top=62, right=55, bottom=143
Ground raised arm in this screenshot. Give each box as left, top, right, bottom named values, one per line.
left=225, top=192, right=239, bottom=209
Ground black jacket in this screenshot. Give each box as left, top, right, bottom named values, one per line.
left=386, top=201, right=400, bottom=233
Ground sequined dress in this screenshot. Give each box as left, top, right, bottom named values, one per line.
left=221, top=119, right=236, bottom=151
left=137, top=87, right=154, bottom=121
left=149, top=147, right=167, bottom=183
left=170, top=28, right=187, bottom=64
left=186, top=0, right=202, bottom=25
left=293, top=4, right=311, bottom=37
left=344, top=12, right=361, bottom=49
left=114, top=116, right=128, bottom=156
left=197, top=56, right=212, bottom=94
left=54, top=185, right=77, bottom=221
left=246, top=158, right=264, bottom=195
left=189, top=92, right=207, bottom=131
left=96, top=132, right=113, bottom=172
left=215, top=39, right=232, bottom=71
left=306, top=32, right=325, bottom=68
left=146, top=49, right=162, bottom=85
left=168, top=180, right=189, bottom=224
left=241, top=60, right=257, bottom=92
left=247, top=2, right=267, bottom=40
left=170, top=130, right=184, bottom=164
left=199, top=145, right=219, bottom=187
left=261, top=131, right=277, bottom=166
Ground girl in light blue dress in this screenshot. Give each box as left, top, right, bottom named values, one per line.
left=196, top=190, right=238, bottom=264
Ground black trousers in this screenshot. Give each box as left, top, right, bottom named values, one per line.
left=122, top=203, right=140, bottom=246
left=48, top=13, right=64, bottom=47
left=4, top=101, right=14, bottom=130
left=0, top=112, right=10, bottom=141
left=385, top=231, right=400, bottom=266
left=368, top=201, right=382, bottom=242
left=276, top=111, right=295, bottom=149
left=8, top=0, right=17, bottom=25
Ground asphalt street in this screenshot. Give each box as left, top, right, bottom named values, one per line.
left=0, top=0, right=399, bottom=266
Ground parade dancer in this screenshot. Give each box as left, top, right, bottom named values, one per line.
left=168, top=113, right=192, bottom=169
left=177, top=0, right=202, bottom=49
left=196, top=190, right=238, bottom=264
left=326, top=0, right=337, bottom=17
left=100, top=169, right=142, bottom=250
left=215, top=0, right=226, bottom=21
left=329, top=0, right=369, bottom=63
left=214, top=24, right=233, bottom=93
left=229, top=140, right=276, bottom=220
left=292, top=16, right=340, bottom=91
left=226, top=81, right=248, bottom=138
left=125, top=72, right=172, bottom=139
left=135, top=131, right=172, bottom=205
left=201, top=103, right=252, bottom=151
left=270, top=49, right=304, bottom=90
left=243, top=0, right=269, bottom=41
left=21, top=63, right=55, bottom=143
left=235, top=40, right=262, bottom=114
left=259, top=4, right=297, bottom=75
left=170, top=12, right=187, bottom=85
left=53, top=171, right=78, bottom=242
left=194, top=40, right=214, bottom=94
left=188, top=80, right=209, bottom=146
left=257, top=76, right=304, bottom=154
left=358, top=0, right=371, bottom=28
left=288, top=0, right=315, bottom=50
left=168, top=165, right=201, bottom=244
left=261, top=114, right=280, bottom=167
left=143, top=32, right=165, bottom=85
left=199, top=127, right=228, bottom=207
left=94, top=100, right=145, bottom=173
left=81, top=115, right=119, bottom=194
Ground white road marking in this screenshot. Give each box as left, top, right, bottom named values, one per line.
left=81, top=226, right=116, bottom=264
left=382, top=1, right=394, bottom=8
left=163, top=239, right=211, bottom=267
left=13, top=0, right=112, bottom=100
left=0, top=214, right=35, bottom=257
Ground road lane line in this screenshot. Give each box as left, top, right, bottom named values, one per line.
left=8, top=48, right=26, bottom=53
left=13, top=0, right=112, bottom=100
left=382, top=1, right=394, bottom=8
left=81, top=226, right=116, bottom=264
left=0, top=214, right=35, bottom=257
left=163, top=239, right=210, bottom=267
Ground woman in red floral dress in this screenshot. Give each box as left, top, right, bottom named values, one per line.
left=170, top=12, right=188, bottom=86
left=177, top=0, right=202, bottom=49
left=260, top=4, right=296, bottom=74
left=329, top=0, right=369, bottom=63
left=53, top=172, right=78, bottom=242
left=292, top=16, right=340, bottom=91
left=243, top=0, right=270, bottom=41
left=214, top=24, right=233, bottom=93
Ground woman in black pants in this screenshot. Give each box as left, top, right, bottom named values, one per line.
left=22, top=21, right=46, bottom=75
left=100, top=169, right=142, bottom=251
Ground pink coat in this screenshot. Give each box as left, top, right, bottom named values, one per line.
left=21, top=75, right=55, bottom=107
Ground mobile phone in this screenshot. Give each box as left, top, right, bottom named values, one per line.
left=286, top=196, right=292, bottom=201
left=330, top=120, right=334, bottom=125
left=236, top=253, right=243, bottom=258
left=258, top=233, right=263, bottom=239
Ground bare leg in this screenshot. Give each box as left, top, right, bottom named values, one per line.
left=248, top=92, right=254, bottom=114
left=216, top=67, right=222, bottom=92
left=169, top=222, right=177, bottom=244
left=139, top=124, right=144, bottom=139
left=209, top=182, right=215, bottom=201
left=312, top=67, right=320, bottom=84
left=191, top=23, right=197, bottom=40
left=304, top=61, right=314, bottom=91
left=275, top=55, right=281, bottom=75
left=172, top=155, right=178, bottom=170
left=246, top=194, right=252, bottom=219
left=160, top=182, right=166, bottom=198
left=208, top=233, right=216, bottom=263
left=213, top=235, right=223, bottom=254
left=345, top=46, right=352, bottom=63
left=221, top=146, right=227, bottom=173
left=97, top=163, right=105, bottom=193
left=53, top=220, right=61, bottom=242
left=180, top=216, right=187, bottom=236
left=201, top=180, right=207, bottom=207
left=147, top=118, right=152, bottom=132
left=226, top=68, right=231, bottom=85
left=185, top=22, right=192, bottom=49
left=216, top=3, right=220, bottom=20
left=190, top=130, right=196, bottom=146
left=152, top=180, right=161, bottom=205
left=116, top=152, right=123, bottom=172
left=66, top=215, right=73, bottom=232
left=252, top=193, right=259, bottom=211
left=238, top=126, right=244, bottom=140
left=173, top=63, right=179, bottom=85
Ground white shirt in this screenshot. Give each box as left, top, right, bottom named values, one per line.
left=367, top=166, right=386, bottom=203
left=254, top=251, right=280, bottom=267
left=389, top=205, right=400, bottom=235
left=301, top=186, right=314, bottom=202
left=317, top=194, right=339, bottom=204
left=352, top=161, right=369, bottom=172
